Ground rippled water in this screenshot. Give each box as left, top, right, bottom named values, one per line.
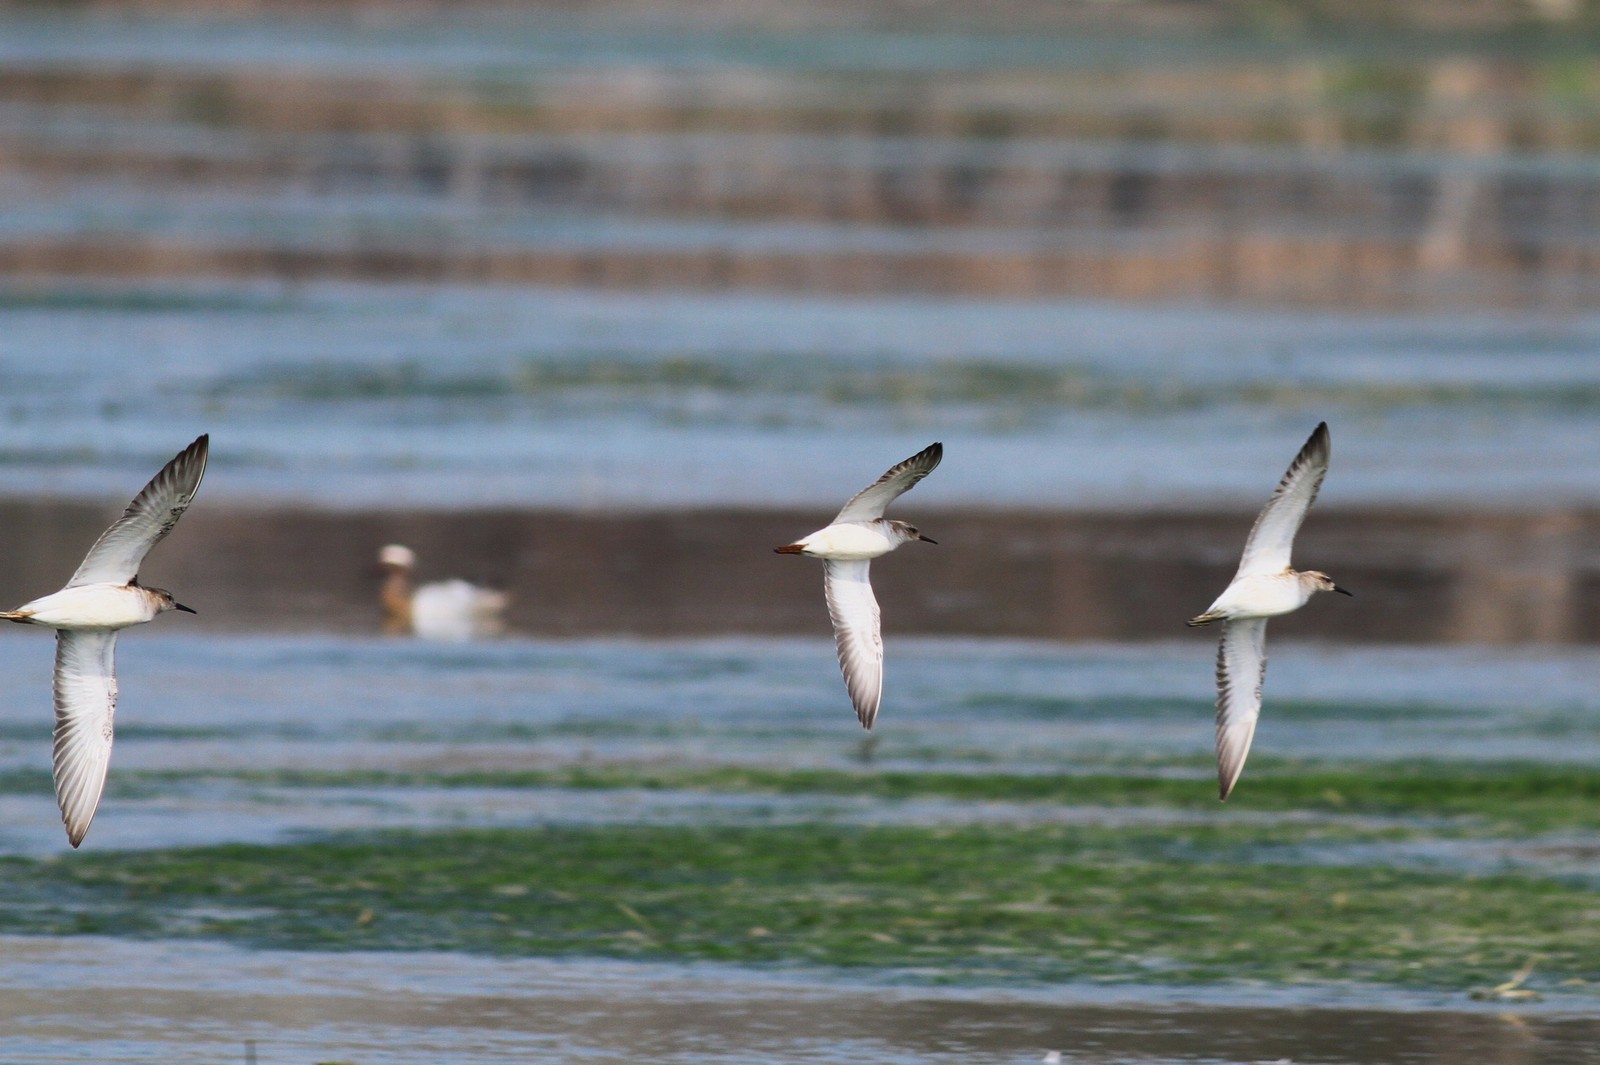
left=0, top=632, right=1596, bottom=860
left=3, top=280, right=1600, bottom=509
left=4, top=634, right=1600, bottom=830
left=0, top=634, right=1597, bottom=1062
left=3, top=8, right=1598, bottom=512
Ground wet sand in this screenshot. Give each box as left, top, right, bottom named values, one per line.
left=0, top=498, right=1594, bottom=643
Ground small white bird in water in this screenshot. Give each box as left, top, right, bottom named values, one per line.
left=378, top=544, right=509, bottom=642
left=1188, top=422, right=1351, bottom=800
left=775, top=442, right=942, bottom=729
left=0, top=434, right=208, bottom=847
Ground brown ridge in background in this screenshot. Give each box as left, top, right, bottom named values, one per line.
left=3, top=6, right=1600, bottom=310
left=0, top=1, right=1587, bottom=34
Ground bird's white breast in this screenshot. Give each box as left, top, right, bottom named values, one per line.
left=14, top=584, right=163, bottom=629
left=799, top=522, right=896, bottom=560
left=1205, top=572, right=1314, bottom=620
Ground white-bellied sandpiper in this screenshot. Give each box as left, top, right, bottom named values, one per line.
left=1, top=434, right=209, bottom=846
left=1188, top=422, right=1351, bottom=800
left=776, top=442, right=942, bottom=729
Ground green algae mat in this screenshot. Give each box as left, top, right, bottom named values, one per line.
left=1, top=760, right=1596, bottom=995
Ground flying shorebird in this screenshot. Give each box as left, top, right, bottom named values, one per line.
left=1187, top=422, right=1351, bottom=801
left=775, top=442, right=941, bottom=729
left=1, top=434, right=208, bottom=846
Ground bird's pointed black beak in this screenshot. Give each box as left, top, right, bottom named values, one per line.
left=1333, top=586, right=1353, bottom=597
left=174, top=602, right=198, bottom=614
left=919, top=534, right=938, bottom=544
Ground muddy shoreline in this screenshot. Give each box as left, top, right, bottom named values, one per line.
left=2, top=499, right=1592, bottom=642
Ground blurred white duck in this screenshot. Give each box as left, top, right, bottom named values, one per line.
left=377, top=544, right=509, bottom=641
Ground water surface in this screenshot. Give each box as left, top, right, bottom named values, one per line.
left=3, top=281, right=1600, bottom=511
left=2, top=9, right=1598, bottom=1062
left=4, top=936, right=1598, bottom=1065
left=0, top=635, right=1597, bottom=1061
left=0, top=633, right=1594, bottom=855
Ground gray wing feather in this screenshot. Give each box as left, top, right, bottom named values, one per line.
left=832, top=442, right=942, bottom=524
left=1215, top=617, right=1268, bottom=801
left=68, top=434, right=209, bottom=588
left=52, top=630, right=119, bottom=847
left=823, top=559, right=884, bottom=729
left=1235, top=423, right=1328, bottom=579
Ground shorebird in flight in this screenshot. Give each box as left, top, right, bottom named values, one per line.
left=1188, top=423, right=1350, bottom=800
left=1, top=435, right=208, bottom=846
left=776, top=442, right=941, bottom=729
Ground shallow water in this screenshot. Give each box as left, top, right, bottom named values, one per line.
left=4, top=280, right=1600, bottom=510
left=0, top=634, right=1594, bottom=1061
left=4, top=936, right=1599, bottom=1065
left=2, top=8, right=1599, bottom=1060
left=0, top=633, right=1596, bottom=857
left=4, top=8, right=1600, bottom=511
left=2, top=634, right=1599, bottom=847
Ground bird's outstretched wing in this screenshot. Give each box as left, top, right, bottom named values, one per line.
left=832, top=442, right=942, bottom=524
left=1234, top=423, right=1328, bottom=579
left=823, top=559, right=884, bottom=729
left=68, top=434, right=209, bottom=588
left=1215, top=617, right=1268, bottom=801
left=52, top=630, right=119, bottom=847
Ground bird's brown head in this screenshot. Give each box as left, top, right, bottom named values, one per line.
left=149, top=587, right=196, bottom=614
left=1304, top=571, right=1352, bottom=597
